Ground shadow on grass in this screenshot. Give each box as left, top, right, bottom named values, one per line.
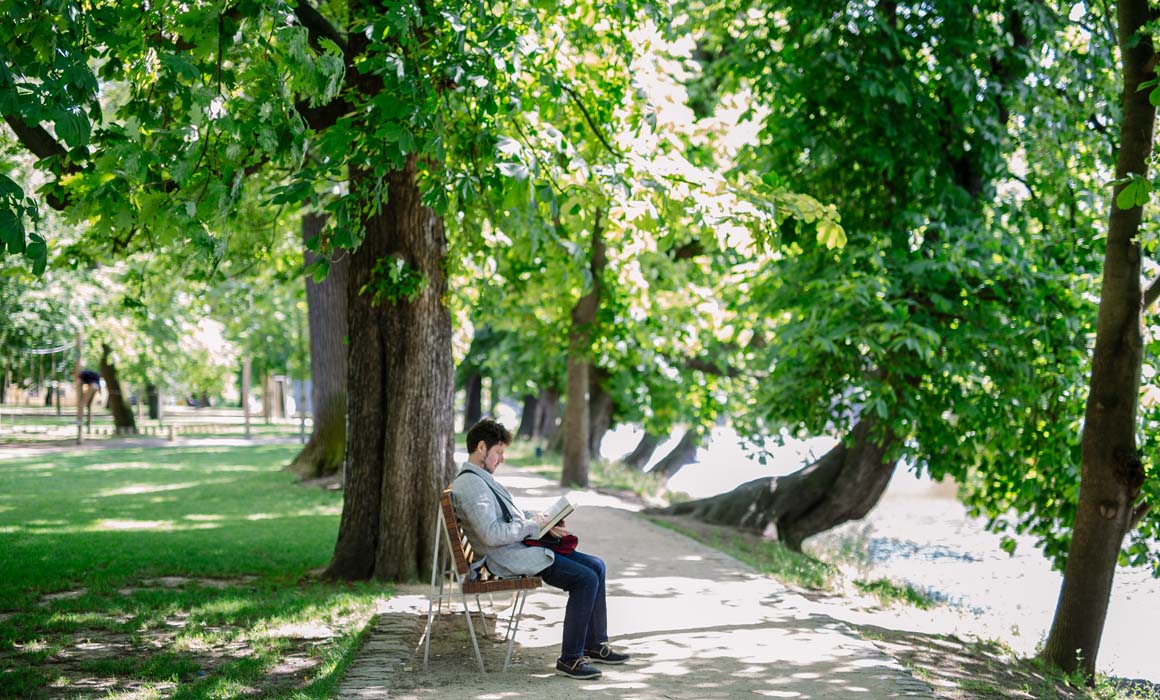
left=0, top=443, right=390, bottom=700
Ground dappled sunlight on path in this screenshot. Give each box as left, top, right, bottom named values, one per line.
left=338, top=467, right=934, bottom=700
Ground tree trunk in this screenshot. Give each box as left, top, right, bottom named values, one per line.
left=588, top=369, right=613, bottom=459
left=261, top=370, right=272, bottom=423
left=288, top=211, right=350, bottom=480
left=98, top=344, right=136, bottom=433
left=560, top=359, right=589, bottom=486
left=652, top=418, right=897, bottom=551
left=652, top=428, right=700, bottom=480
left=535, top=388, right=561, bottom=442
left=462, top=372, right=482, bottom=431
left=487, top=377, right=500, bottom=417
left=1041, top=0, right=1153, bottom=678
left=621, top=431, right=661, bottom=471
left=324, top=155, right=454, bottom=582
left=516, top=394, right=537, bottom=438
left=561, top=213, right=605, bottom=487
left=146, top=383, right=159, bottom=420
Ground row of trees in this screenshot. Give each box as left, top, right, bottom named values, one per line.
left=2, top=0, right=1158, bottom=681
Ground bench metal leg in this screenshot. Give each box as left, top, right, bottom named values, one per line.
left=458, top=589, right=486, bottom=673
left=502, top=589, right=531, bottom=672
left=423, top=509, right=444, bottom=672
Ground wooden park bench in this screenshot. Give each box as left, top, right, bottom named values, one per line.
left=423, top=489, right=543, bottom=672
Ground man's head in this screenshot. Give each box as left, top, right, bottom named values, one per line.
left=465, top=418, right=513, bottom=473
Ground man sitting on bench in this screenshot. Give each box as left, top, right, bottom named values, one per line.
left=451, top=418, right=630, bottom=680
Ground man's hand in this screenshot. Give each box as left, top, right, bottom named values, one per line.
left=548, top=524, right=570, bottom=538
left=532, top=512, right=551, bottom=527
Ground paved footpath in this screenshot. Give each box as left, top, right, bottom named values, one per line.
left=337, top=466, right=936, bottom=700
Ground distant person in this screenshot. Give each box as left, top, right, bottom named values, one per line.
left=78, top=369, right=101, bottom=405
left=451, top=418, right=630, bottom=680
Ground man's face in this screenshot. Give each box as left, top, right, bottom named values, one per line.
left=480, top=442, right=507, bottom=473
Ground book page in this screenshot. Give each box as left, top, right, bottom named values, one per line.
left=537, top=496, right=574, bottom=539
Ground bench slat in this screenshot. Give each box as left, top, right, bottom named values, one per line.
left=440, top=489, right=542, bottom=593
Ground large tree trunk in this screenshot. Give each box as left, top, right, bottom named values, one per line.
left=1041, top=0, right=1153, bottom=678
left=561, top=214, right=605, bottom=487
left=98, top=344, right=136, bottom=433
left=288, top=212, right=350, bottom=480
left=588, top=369, right=613, bottom=459
left=324, top=155, right=454, bottom=582
left=462, top=372, right=482, bottom=431
left=652, top=428, right=700, bottom=480
left=516, top=394, right=537, bottom=438
left=653, top=418, right=897, bottom=551
left=621, top=431, right=661, bottom=471
left=560, top=359, right=589, bottom=486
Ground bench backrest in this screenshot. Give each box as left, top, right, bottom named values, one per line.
left=439, top=489, right=475, bottom=578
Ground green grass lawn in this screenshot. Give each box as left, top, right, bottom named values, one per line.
left=0, top=444, right=388, bottom=700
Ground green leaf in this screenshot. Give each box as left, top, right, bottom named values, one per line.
left=0, top=173, right=22, bottom=199
left=817, top=219, right=847, bottom=249
left=1150, top=87, right=1160, bottom=107
left=1116, top=180, right=1140, bottom=210
left=26, top=234, right=48, bottom=275
left=53, top=109, right=90, bottom=149
left=1136, top=177, right=1153, bottom=206
left=0, top=208, right=25, bottom=253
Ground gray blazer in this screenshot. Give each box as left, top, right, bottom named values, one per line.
left=450, top=462, right=554, bottom=578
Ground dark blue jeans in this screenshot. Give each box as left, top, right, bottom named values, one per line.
left=537, top=550, right=607, bottom=662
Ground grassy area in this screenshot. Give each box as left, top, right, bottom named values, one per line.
left=0, top=444, right=388, bottom=700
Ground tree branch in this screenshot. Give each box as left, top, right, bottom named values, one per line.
left=3, top=115, right=69, bottom=161
left=1129, top=500, right=1151, bottom=530
left=560, top=85, right=620, bottom=158
left=3, top=115, right=78, bottom=211
left=293, top=0, right=348, bottom=56
left=1145, top=275, right=1160, bottom=311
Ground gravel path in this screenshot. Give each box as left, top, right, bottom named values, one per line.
left=336, top=469, right=936, bottom=700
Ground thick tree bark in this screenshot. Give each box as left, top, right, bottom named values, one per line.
left=560, top=358, right=589, bottom=486
left=652, top=418, right=897, bottom=551
left=621, top=431, right=662, bottom=471
left=561, top=214, right=605, bottom=487
left=588, top=369, right=613, bottom=459
left=1041, top=0, right=1153, bottom=678
left=98, top=344, right=136, bottom=433
left=462, top=372, right=482, bottom=431
left=516, top=394, right=537, bottom=438
left=652, top=428, right=700, bottom=480
left=324, top=155, right=454, bottom=582
left=288, top=211, right=350, bottom=480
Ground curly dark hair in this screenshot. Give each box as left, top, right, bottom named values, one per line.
left=465, top=418, right=513, bottom=453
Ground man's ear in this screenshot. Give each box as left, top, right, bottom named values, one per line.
left=473, top=440, right=486, bottom=455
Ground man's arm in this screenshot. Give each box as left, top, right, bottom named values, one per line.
left=452, top=477, right=540, bottom=548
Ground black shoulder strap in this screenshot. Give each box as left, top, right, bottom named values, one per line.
left=456, top=469, right=513, bottom=523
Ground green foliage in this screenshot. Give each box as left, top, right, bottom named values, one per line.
left=360, top=255, right=428, bottom=306
left=648, top=517, right=838, bottom=590
left=853, top=578, right=935, bottom=610
left=0, top=444, right=384, bottom=700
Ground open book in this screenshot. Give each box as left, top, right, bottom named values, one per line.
left=536, top=496, right=574, bottom=539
